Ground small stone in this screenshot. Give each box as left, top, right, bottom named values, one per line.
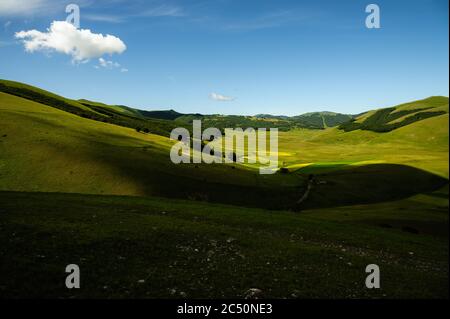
left=244, top=288, right=263, bottom=299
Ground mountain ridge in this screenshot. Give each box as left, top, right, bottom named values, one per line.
left=0, top=79, right=448, bottom=133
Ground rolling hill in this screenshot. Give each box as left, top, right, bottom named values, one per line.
left=0, top=79, right=352, bottom=133
left=0, top=80, right=448, bottom=208
left=292, top=112, right=354, bottom=129
left=0, top=80, right=448, bottom=298
left=0, top=90, right=308, bottom=210
left=339, top=96, right=448, bottom=132
left=0, top=80, right=180, bottom=137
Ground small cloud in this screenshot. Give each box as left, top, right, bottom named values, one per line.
left=4, top=21, right=12, bottom=29
left=99, top=57, right=120, bottom=69
left=15, top=21, right=126, bottom=62
left=96, top=58, right=127, bottom=72
left=96, top=58, right=128, bottom=72
left=210, top=92, right=235, bottom=102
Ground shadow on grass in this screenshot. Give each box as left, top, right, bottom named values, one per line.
left=299, top=164, right=448, bottom=210
left=99, top=145, right=448, bottom=210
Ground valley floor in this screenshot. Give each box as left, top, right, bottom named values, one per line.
left=0, top=189, right=447, bottom=299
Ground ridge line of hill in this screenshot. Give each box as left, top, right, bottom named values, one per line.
left=0, top=79, right=448, bottom=134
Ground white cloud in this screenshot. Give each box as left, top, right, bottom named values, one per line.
left=99, top=57, right=120, bottom=68
left=15, top=20, right=126, bottom=62
left=96, top=58, right=128, bottom=72
left=210, top=92, right=235, bottom=102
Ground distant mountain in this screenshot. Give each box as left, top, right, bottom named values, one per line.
left=292, top=112, right=354, bottom=129
left=137, top=109, right=183, bottom=120
left=254, top=114, right=291, bottom=120
left=255, top=111, right=354, bottom=129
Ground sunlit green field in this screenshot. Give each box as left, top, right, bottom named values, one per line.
left=277, top=114, right=449, bottom=178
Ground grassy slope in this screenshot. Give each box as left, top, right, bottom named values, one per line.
left=0, top=79, right=180, bottom=137
left=278, top=113, right=449, bottom=178
left=339, top=96, right=448, bottom=132
left=1, top=91, right=448, bottom=209
left=0, top=190, right=447, bottom=298
left=0, top=92, right=305, bottom=210
left=78, top=99, right=143, bottom=118
left=0, top=79, right=99, bottom=114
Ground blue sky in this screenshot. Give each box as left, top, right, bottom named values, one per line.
left=0, top=0, right=448, bottom=115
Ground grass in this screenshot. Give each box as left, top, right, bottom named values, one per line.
left=0, top=82, right=448, bottom=299
left=0, top=92, right=306, bottom=210
left=277, top=112, right=449, bottom=179
left=339, top=96, right=448, bottom=132
left=0, top=190, right=447, bottom=299
left=0, top=79, right=180, bottom=137
left=1, top=91, right=448, bottom=210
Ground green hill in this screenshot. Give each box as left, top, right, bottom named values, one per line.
left=0, top=91, right=308, bottom=210
left=339, top=96, right=448, bottom=132
left=292, top=112, right=353, bottom=129
left=277, top=113, right=449, bottom=179
left=254, top=111, right=354, bottom=129
left=0, top=80, right=179, bottom=137
left=139, top=109, right=184, bottom=120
